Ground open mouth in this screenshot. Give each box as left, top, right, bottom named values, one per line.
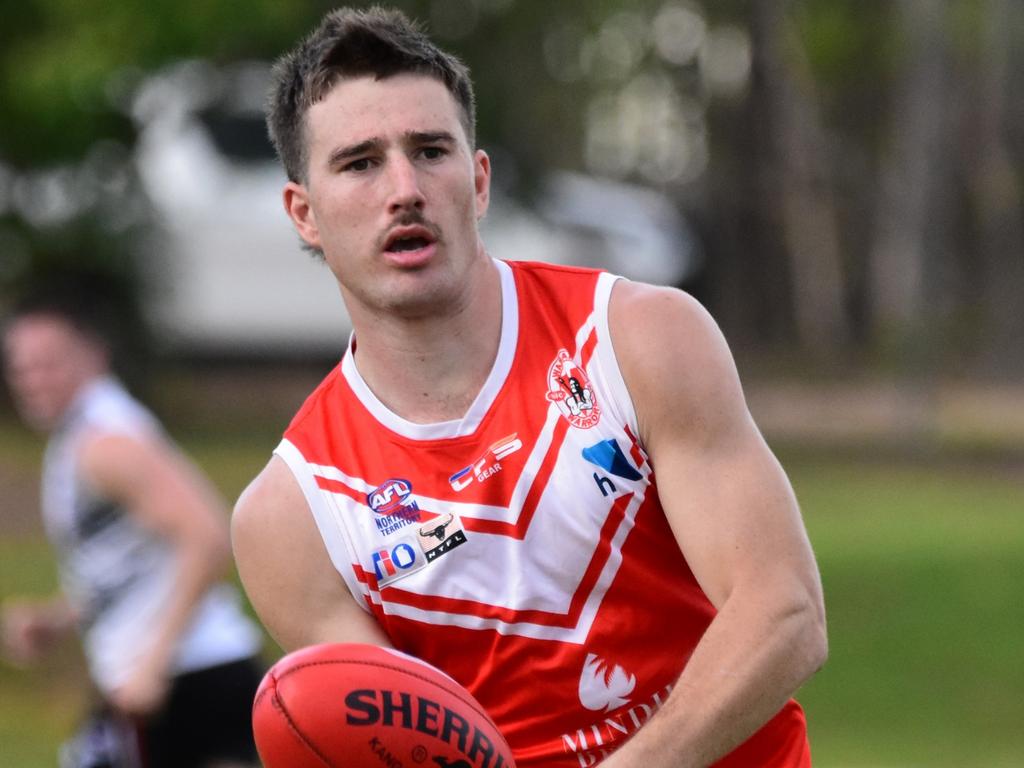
left=386, top=236, right=432, bottom=253
left=383, top=225, right=437, bottom=254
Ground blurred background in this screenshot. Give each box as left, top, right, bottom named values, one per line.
left=1, top=0, right=1022, bottom=765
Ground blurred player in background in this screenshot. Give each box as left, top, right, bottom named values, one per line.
left=233, top=6, right=827, bottom=767
left=1, top=290, right=263, bottom=768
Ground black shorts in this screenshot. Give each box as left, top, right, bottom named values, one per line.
left=138, top=656, right=264, bottom=768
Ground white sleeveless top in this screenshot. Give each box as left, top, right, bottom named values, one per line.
left=41, top=377, right=261, bottom=693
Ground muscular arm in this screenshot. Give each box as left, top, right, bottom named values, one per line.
left=78, top=430, right=234, bottom=714
left=231, top=455, right=390, bottom=652
left=601, top=282, right=827, bottom=768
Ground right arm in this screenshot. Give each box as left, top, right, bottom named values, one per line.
left=1, top=594, right=77, bottom=666
left=231, top=455, right=390, bottom=652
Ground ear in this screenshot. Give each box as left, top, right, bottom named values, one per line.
left=473, top=149, right=491, bottom=221
left=283, top=181, right=322, bottom=250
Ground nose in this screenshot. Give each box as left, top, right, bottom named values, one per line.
left=386, top=155, right=425, bottom=215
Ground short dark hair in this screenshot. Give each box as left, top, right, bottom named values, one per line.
left=5, top=288, right=114, bottom=354
left=266, top=6, right=477, bottom=183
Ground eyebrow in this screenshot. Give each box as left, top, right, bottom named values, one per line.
left=327, top=139, right=381, bottom=168
left=326, top=131, right=458, bottom=168
left=407, top=130, right=456, bottom=146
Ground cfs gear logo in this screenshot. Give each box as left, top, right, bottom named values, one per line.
left=366, top=478, right=420, bottom=536
left=546, top=349, right=600, bottom=429
left=578, top=654, right=636, bottom=712
left=448, top=433, right=524, bottom=492
left=417, top=513, right=468, bottom=563
left=370, top=539, right=425, bottom=587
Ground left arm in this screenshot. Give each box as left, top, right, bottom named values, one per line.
left=78, top=429, right=234, bottom=716
left=600, top=282, right=827, bottom=767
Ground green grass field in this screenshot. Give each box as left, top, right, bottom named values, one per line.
left=2, top=420, right=1022, bottom=766
left=790, top=456, right=1024, bottom=767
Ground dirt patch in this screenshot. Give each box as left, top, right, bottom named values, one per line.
left=748, top=380, right=1024, bottom=449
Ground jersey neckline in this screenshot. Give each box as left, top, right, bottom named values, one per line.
left=339, top=259, right=518, bottom=441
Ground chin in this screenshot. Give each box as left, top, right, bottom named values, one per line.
left=379, top=271, right=464, bottom=317
left=19, top=412, right=56, bottom=433
left=14, top=401, right=59, bottom=432
left=382, top=290, right=452, bottom=320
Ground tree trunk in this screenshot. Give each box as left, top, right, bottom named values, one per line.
left=751, top=0, right=850, bottom=356
left=968, top=0, right=1024, bottom=373
left=867, top=0, right=949, bottom=347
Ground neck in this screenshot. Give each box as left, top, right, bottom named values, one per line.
left=43, top=372, right=105, bottom=433
left=347, top=257, right=503, bottom=424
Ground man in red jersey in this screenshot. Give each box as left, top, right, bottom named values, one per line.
left=232, top=7, right=827, bottom=767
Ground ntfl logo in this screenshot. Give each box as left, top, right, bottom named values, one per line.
left=416, top=513, right=468, bottom=563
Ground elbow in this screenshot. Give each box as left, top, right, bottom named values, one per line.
left=766, top=582, right=827, bottom=685
left=209, top=524, right=234, bottom=575
left=807, top=610, right=828, bottom=676
left=796, top=593, right=828, bottom=681
left=192, top=515, right=233, bottom=578
left=211, top=532, right=233, bottom=574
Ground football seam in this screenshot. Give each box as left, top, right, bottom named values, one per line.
left=269, top=683, right=338, bottom=768
left=275, top=658, right=507, bottom=740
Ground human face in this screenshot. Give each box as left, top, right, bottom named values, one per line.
left=283, top=74, right=491, bottom=320
left=3, top=315, right=104, bottom=431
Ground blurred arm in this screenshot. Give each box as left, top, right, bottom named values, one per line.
left=600, top=281, right=827, bottom=768
left=78, top=429, right=234, bottom=715
left=232, top=455, right=390, bottom=652
left=1, top=593, right=77, bottom=666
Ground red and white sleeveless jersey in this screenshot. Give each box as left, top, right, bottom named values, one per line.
left=277, top=260, right=810, bottom=767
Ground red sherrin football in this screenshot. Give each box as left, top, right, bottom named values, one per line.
left=253, top=643, right=516, bottom=768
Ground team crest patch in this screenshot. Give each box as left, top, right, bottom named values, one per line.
left=367, top=478, right=421, bottom=536
left=416, top=513, right=468, bottom=563
left=546, top=349, right=601, bottom=429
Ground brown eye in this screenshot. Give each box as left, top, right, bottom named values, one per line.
left=345, top=158, right=373, bottom=172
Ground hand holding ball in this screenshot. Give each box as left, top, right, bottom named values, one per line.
left=253, top=643, right=515, bottom=768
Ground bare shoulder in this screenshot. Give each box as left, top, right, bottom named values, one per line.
left=232, top=456, right=390, bottom=651
left=608, top=280, right=746, bottom=449
left=234, top=453, right=307, bottom=529
left=232, top=455, right=327, bottom=585
left=231, top=455, right=319, bottom=597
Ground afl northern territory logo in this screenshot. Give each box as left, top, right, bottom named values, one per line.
left=546, top=349, right=600, bottom=429
left=367, top=478, right=420, bottom=536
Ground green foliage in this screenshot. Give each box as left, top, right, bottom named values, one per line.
left=0, top=0, right=332, bottom=167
